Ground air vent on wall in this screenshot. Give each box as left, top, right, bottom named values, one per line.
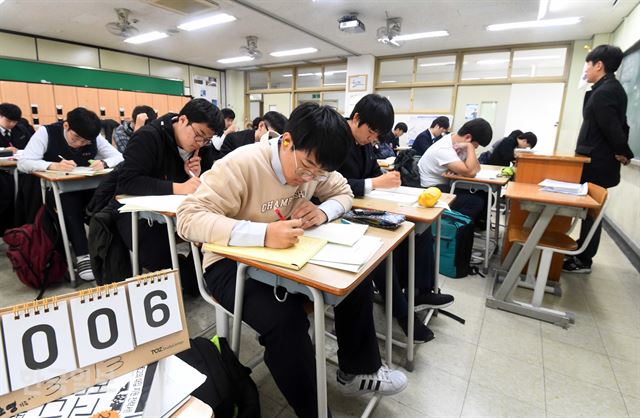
left=146, top=0, right=219, bottom=15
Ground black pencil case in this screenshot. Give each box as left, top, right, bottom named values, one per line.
left=343, top=209, right=406, bottom=230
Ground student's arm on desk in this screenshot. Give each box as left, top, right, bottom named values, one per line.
left=95, top=135, right=124, bottom=168
left=446, top=143, right=480, bottom=177
left=16, top=126, right=52, bottom=173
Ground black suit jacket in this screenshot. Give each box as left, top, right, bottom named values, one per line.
left=576, top=74, right=633, bottom=188
left=336, top=143, right=383, bottom=197
left=0, top=121, right=33, bottom=149
left=411, top=130, right=433, bottom=156
left=220, top=129, right=256, bottom=156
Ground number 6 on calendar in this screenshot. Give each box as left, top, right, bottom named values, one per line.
left=127, top=273, right=183, bottom=346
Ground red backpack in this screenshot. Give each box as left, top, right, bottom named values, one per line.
left=4, top=205, right=68, bottom=299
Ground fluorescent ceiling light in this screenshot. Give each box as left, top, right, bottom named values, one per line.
left=380, top=80, right=397, bottom=83
left=476, top=59, right=509, bottom=65
left=537, top=0, right=550, bottom=20
left=461, top=77, right=481, bottom=81
left=323, top=82, right=346, bottom=86
left=298, top=72, right=322, bottom=77
left=487, top=17, right=581, bottom=31
left=178, top=13, right=236, bottom=31
left=281, top=74, right=293, bottom=77
left=420, top=61, right=455, bottom=67
left=124, top=31, right=168, bottom=44
left=394, top=30, right=449, bottom=41
left=513, top=55, right=559, bottom=61
left=483, top=76, right=507, bottom=79
left=270, top=47, right=318, bottom=57
left=324, top=70, right=347, bottom=75
left=217, top=56, right=255, bottom=64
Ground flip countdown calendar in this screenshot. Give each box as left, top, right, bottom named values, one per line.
left=0, top=269, right=189, bottom=417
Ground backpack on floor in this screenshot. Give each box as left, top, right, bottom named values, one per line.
left=395, top=149, right=422, bottom=188
left=434, top=209, right=474, bottom=278
left=176, top=336, right=260, bottom=418
left=3, top=204, right=67, bottom=299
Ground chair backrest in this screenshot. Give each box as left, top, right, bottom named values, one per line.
left=587, top=183, right=608, bottom=220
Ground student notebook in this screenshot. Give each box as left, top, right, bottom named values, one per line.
left=309, top=236, right=383, bottom=273
left=303, top=223, right=368, bottom=246
left=203, top=236, right=327, bottom=270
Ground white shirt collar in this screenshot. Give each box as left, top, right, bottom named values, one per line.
left=269, top=136, right=287, bottom=185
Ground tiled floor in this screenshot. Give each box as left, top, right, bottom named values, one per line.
left=0, top=229, right=638, bottom=417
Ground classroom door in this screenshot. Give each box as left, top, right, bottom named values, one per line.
left=504, top=83, right=565, bottom=155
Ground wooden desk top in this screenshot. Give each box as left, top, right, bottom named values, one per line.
left=353, top=193, right=455, bottom=224
left=516, top=153, right=591, bottom=164
left=172, top=396, right=213, bottom=417
left=443, top=165, right=510, bottom=186
left=32, top=170, right=112, bottom=182
left=210, top=221, right=414, bottom=297
left=505, top=182, right=599, bottom=209
left=0, top=159, right=17, bottom=168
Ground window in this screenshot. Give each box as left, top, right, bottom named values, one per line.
left=415, top=55, right=456, bottom=82
left=379, top=59, right=413, bottom=85
left=248, top=71, right=268, bottom=90
left=512, top=47, right=567, bottom=79
left=323, top=64, right=347, bottom=87
left=270, top=69, right=293, bottom=89
left=377, top=89, right=411, bottom=112
left=297, top=66, right=322, bottom=88
left=461, top=51, right=510, bottom=81
left=413, top=87, right=453, bottom=111
left=296, top=92, right=321, bottom=107
left=322, top=91, right=344, bottom=113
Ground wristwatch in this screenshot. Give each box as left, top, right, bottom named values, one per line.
left=102, top=160, right=109, bottom=169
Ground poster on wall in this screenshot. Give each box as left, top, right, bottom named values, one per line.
left=191, top=75, right=219, bottom=106
left=464, top=103, right=479, bottom=121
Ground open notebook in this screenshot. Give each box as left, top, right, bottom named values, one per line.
left=204, top=236, right=327, bottom=270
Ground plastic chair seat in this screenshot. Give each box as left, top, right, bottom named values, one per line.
left=508, top=226, right=578, bottom=252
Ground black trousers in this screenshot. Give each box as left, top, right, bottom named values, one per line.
left=0, top=172, right=14, bottom=235
left=58, top=189, right=93, bottom=256
left=204, top=258, right=382, bottom=418
left=116, top=212, right=198, bottom=295
left=369, top=227, right=435, bottom=318
left=576, top=213, right=602, bottom=266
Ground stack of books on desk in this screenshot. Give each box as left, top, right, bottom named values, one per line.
left=538, top=179, right=588, bottom=195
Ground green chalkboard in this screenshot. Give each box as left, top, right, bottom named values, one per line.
left=0, top=57, right=183, bottom=96
left=618, top=41, right=640, bottom=160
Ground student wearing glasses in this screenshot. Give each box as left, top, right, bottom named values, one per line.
left=177, top=102, right=407, bottom=417
left=18, top=107, right=124, bottom=281
left=114, top=98, right=224, bottom=294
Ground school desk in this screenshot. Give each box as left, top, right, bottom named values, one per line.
left=352, top=191, right=456, bottom=371
left=486, top=182, right=599, bottom=327
left=32, top=170, right=112, bottom=285
left=443, top=164, right=510, bottom=272
left=205, top=221, right=415, bottom=418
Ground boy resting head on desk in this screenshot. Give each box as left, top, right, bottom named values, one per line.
left=177, top=102, right=408, bottom=417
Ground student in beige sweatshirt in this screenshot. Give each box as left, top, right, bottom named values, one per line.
left=177, top=102, right=407, bottom=417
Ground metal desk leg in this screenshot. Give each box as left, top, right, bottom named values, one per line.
left=308, top=287, right=328, bottom=418
left=405, top=231, right=415, bottom=371
left=494, top=186, right=502, bottom=252
left=231, top=263, right=249, bottom=355
left=13, top=168, right=18, bottom=200
left=483, top=185, right=492, bottom=273
left=40, top=178, right=46, bottom=204
left=424, top=218, right=441, bottom=327
left=50, top=182, right=76, bottom=285
left=162, top=215, right=179, bottom=270
left=385, top=255, right=393, bottom=366
left=131, top=212, right=140, bottom=276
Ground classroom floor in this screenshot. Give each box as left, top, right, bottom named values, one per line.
left=0, top=229, right=638, bottom=418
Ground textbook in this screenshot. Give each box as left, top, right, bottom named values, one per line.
left=203, top=236, right=327, bottom=270
left=538, top=179, right=588, bottom=196
left=309, top=235, right=383, bottom=273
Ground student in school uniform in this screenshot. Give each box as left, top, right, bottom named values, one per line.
left=479, top=130, right=538, bottom=166
left=176, top=102, right=408, bottom=417
left=210, top=107, right=236, bottom=161
left=411, top=116, right=450, bottom=157
left=220, top=111, right=287, bottom=156
left=18, top=107, right=123, bottom=281
left=417, top=118, right=493, bottom=224
left=337, top=94, right=454, bottom=343
left=112, top=105, right=158, bottom=153
left=113, top=98, right=224, bottom=295
left=374, top=122, right=408, bottom=158
left=0, top=103, right=35, bottom=234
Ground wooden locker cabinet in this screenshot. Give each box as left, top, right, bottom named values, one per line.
left=53, top=85, right=79, bottom=118
left=98, top=89, right=119, bottom=120
left=0, top=81, right=32, bottom=121
left=76, top=87, right=100, bottom=115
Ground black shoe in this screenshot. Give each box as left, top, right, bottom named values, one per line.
left=414, top=291, right=454, bottom=311
left=397, top=314, right=435, bottom=344
left=562, top=256, right=592, bottom=274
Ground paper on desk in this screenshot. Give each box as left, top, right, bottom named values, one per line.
left=367, top=190, right=418, bottom=204
left=475, top=169, right=500, bottom=180
left=143, top=356, right=207, bottom=418
left=303, top=223, right=368, bottom=246
left=538, top=179, right=588, bottom=196
left=402, top=199, right=451, bottom=211
left=45, top=167, right=114, bottom=176
left=310, top=235, right=383, bottom=267
left=118, top=195, right=188, bottom=214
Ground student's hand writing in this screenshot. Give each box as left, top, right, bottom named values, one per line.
left=133, top=113, right=149, bottom=132
left=89, top=160, right=105, bottom=170
left=265, top=219, right=303, bottom=248
left=49, top=159, right=77, bottom=172
left=372, top=171, right=401, bottom=189
left=291, top=201, right=328, bottom=229
left=173, top=177, right=201, bottom=195
left=615, top=154, right=630, bottom=165
left=5, top=146, right=18, bottom=154
left=185, top=156, right=202, bottom=177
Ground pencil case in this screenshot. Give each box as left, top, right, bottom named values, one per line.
left=343, top=209, right=406, bottom=230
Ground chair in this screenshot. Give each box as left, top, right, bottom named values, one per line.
left=507, top=183, right=608, bottom=308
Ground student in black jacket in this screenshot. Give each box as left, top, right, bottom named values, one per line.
left=220, top=111, right=287, bottom=157
left=115, top=98, right=224, bottom=294
left=411, top=116, right=450, bottom=156
left=480, top=130, right=537, bottom=166
left=563, top=44, right=634, bottom=274
left=337, top=94, right=454, bottom=343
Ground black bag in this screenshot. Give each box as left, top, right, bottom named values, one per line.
left=176, top=336, right=260, bottom=418
left=88, top=209, right=132, bottom=285
left=395, top=149, right=421, bottom=187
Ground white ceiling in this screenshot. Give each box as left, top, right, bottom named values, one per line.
left=0, top=0, right=637, bottom=70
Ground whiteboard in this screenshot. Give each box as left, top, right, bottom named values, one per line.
left=618, top=44, right=640, bottom=160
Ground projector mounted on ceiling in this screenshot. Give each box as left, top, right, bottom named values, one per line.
left=377, top=13, right=402, bottom=47
left=338, top=14, right=365, bottom=33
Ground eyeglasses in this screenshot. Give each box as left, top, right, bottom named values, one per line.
left=189, top=124, right=212, bottom=145
left=291, top=144, right=329, bottom=181
left=66, top=130, right=91, bottom=146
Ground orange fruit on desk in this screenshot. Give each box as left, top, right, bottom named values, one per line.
left=418, top=187, right=442, bottom=208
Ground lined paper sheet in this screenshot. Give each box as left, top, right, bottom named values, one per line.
left=475, top=169, right=501, bottom=180
left=303, top=223, right=368, bottom=246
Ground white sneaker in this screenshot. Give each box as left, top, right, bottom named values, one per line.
left=336, top=365, right=408, bottom=396
left=76, top=254, right=95, bottom=282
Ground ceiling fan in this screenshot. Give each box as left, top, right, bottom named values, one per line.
left=239, top=36, right=263, bottom=59
left=105, top=8, right=140, bottom=38
left=377, top=13, right=402, bottom=47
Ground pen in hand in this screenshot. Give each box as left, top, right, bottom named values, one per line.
left=188, top=169, right=197, bottom=178
left=274, top=208, right=286, bottom=221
